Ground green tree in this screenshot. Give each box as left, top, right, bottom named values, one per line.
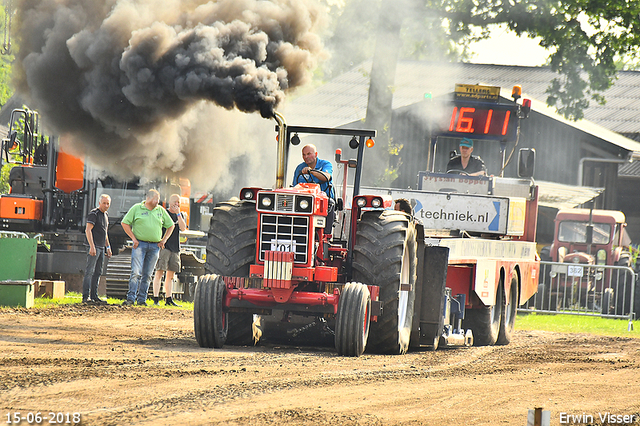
left=0, top=163, right=14, bottom=193
left=436, top=0, right=640, bottom=120
left=0, top=4, right=16, bottom=193
left=0, top=4, right=13, bottom=105
left=324, top=0, right=640, bottom=121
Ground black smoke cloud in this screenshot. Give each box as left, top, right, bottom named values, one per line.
left=13, top=0, right=326, bottom=189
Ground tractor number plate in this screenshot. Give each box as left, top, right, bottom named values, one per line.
left=270, top=239, right=296, bottom=252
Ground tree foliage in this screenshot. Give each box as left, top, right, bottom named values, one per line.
left=430, top=0, right=640, bottom=119
left=0, top=5, right=13, bottom=105
left=324, top=0, right=640, bottom=120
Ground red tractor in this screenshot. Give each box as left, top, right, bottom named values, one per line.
left=539, top=208, right=636, bottom=316
left=193, top=113, right=471, bottom=356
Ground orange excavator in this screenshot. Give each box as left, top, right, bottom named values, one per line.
left=0, top=108, right=194, bottom=285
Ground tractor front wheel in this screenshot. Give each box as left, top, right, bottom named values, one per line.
left=335, top=282, right=371, bottom=357
left=194, top=274, right=227, bottom=348
left=205, top=199, right=259, bottom=346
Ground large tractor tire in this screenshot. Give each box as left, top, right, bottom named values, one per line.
left=335, top=282, right=371, bottom=357
left=464, top=280, right=503, bottom=346
left=352, top=210, right=417, bottom=355
left=496, top=275, right=518, bottom=345
left=206, top=199, right=258, bottom=277
left=203, top=199, right=259, bottom=346
left=194, top=274, right=227, bottom=348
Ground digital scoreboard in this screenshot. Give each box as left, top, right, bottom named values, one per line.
left=436, top=84, right=521, bottom=142
left=443, top=103, right=518, bottom=140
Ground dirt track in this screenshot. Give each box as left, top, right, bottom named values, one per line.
left=1, top=304, right=639, bottom=426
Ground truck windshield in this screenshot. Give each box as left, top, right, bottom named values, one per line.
left=558, top=221, right=611, bottom=245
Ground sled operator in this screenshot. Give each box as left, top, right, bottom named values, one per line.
left=446, top=137, right=487, bottom=176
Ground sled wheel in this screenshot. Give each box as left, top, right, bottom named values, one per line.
left=464, top=279, right=503, bottom=346
left=497, top=276, right=518, bottom=345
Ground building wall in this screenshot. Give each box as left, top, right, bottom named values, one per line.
left=617, top=177, right=640, bottom=243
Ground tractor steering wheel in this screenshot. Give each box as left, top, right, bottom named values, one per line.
left=446, top=169, right=470, bottom=176
left=294, top=171, right=312, bottom=184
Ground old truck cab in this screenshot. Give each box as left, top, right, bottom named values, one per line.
left=550, top=209, right=630, bottom=267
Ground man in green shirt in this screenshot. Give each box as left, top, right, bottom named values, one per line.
left=121, top=189, right=175, bottom=306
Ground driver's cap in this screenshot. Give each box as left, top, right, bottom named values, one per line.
left=460, top=137, right=473, bottom=148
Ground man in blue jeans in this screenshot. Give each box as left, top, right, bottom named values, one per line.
left=82, top=194, right=112, bottom=305
left=121, top=189, right=175, bottom=306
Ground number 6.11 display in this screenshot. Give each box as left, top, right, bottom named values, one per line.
left=443, top=103, right=518, bottom=142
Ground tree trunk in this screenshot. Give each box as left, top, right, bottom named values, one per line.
left=363, top=0, right=407, bottom=185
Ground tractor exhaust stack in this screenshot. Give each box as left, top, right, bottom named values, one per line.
left=273, top=111, right=287, bottom=189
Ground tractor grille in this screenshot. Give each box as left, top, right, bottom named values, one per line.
left=259, top=214, right=309, bottom=264
left=277, top=194, right=294, bottom=212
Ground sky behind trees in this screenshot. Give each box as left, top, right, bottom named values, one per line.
left=469, top=25, right=547, bottom=67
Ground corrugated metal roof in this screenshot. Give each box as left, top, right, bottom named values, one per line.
left=283, top=60, right=640, bottom=141
left=536, top=180, right=604, bottom=210
left=523, top=96, right=640, bottom=153
left=619, top=160, right=640, bottom=177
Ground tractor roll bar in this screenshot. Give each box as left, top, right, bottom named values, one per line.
left=272, top=111, right=376, bottom=196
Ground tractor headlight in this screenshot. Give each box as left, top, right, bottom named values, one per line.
left=242, top=189, right=255, bottom=200
left=258, top=193, right=275, bottom=210
left=371, top=197, right=382, bottom=208
left=355, top=197, right=367, bottom=208
left=295, top=196, right=313, bottom=213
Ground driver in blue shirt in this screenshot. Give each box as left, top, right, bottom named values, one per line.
left=446, top=137, right=487, bottom=176
left=293, top=144, right=335, bottom=198
left=293, top=144, right=335, bottom=233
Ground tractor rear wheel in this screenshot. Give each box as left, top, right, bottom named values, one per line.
left=464, top=280, right=503, bottom=346
left=206, top=199, right=258, bottom=276
left=194, top=274, right=227, bottom=348
left=352, top=211, right=417, bottom=355
left=335, top=282, right=371, bottom=357
left=496, top=276, right=518, bottom=345
left=205, top=199, right=259, bottom=346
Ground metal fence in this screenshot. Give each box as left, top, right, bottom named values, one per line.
left=519, top=261, right=637, bottom=321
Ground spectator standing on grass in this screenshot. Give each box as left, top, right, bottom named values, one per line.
left=151, top=194, right=187, bottom=307
left=121, top=189, right=174, bottom=306
left=82, top=194, right=112, bottom=305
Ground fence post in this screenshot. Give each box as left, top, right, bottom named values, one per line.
left=527, top=407, right=550, bottom=426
